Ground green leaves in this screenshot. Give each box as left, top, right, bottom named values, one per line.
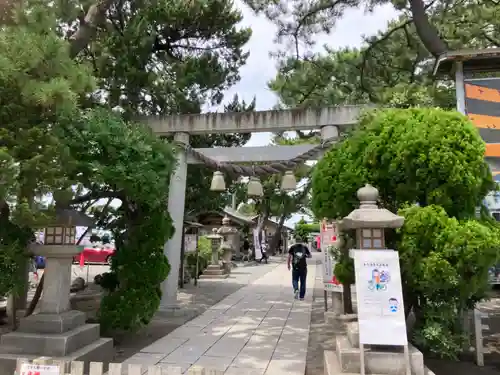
left=0, top=148, right=18, bottom=203
left=399, top=205, right=499, bottom=357
left=294, top=219, right=319, bottom=241
left=0, top=1, right=97, bottom=298
left=57, top=0, right=251, bottom=117
left=312, top=108, right=493, bottom=220
left=57, top=109, right=176, bottom=207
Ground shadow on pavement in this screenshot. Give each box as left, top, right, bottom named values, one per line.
left=113, top=259, right=282, bottom=363
left=129, top=278, right=312, bottom=375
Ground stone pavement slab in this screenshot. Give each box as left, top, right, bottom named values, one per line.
left=125, top=260, right=317, bottom=375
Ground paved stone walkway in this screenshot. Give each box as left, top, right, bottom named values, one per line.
left=123, top=261, right=316, bottom=374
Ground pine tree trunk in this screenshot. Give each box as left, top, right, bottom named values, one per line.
left=343, top=282, right=353, bottom=314
left=269, top=214, right=286, bottom=255
left=256, top=210, right=269, bottom=258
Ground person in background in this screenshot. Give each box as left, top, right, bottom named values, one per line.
left=242, top=237, right=250, bottom=259
left=287, top=238, right=312, bottom=300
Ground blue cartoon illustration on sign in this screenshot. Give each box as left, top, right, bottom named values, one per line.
left=389, top=298, right=399, bottom=313
left=368, top=268, right=390, bottom=291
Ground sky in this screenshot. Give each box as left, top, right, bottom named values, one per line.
left=217, top=2, right=399, bottom=226
left=222, top=1, right=399, bottom=148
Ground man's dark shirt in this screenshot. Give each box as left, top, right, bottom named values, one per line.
left=243, top=240, right=250, bottom=251
left=288, top=243, right=311, bottom=272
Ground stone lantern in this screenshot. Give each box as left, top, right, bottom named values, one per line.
left=326, top=185, right=425, bottom=375
left=206, top=228, right=223, bottom=266
left=342, top=184, right=404, bottom=250
left=33, top=208, right=96, bottom=314
left=201, top=228, right=228, bottom=279
left=217, top=215, right=238, bottom=272
left=0, top=207, right=113, bottom=373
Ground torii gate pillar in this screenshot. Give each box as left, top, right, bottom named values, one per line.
left=160, top=132, right=189, bottom=310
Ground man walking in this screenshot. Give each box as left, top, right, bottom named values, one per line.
left=287, top=239, right=311, bottom=300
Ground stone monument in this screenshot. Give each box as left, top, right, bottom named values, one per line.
left=324, top=184, right=427, bottom=375
left=0, top=208, right=113, bottom=375
left=200, top=228, right=228, bottom=279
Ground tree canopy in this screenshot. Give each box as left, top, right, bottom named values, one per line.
left=312, top=108, right=494, bottom=220
left=265, top=1, right=500, bottom=111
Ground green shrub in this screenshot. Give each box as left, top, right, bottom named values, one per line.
left=0, top=222, right=30, bottom=297
left=185, top=236, right=224, bottom=278
left=399, top=205, right=499, bottom=358
left=99, top=206, right=172, bottom=334
left=294, top=219, right=320, bottom=241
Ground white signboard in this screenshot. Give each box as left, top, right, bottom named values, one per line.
left=253, top=228, right=263, bottom=260
left=19, top=363, right=60, bottom=375
left=184, top=234, right=197, bottom=253
left=321, top=220, right=343, bottom=292
left=353, top=249, right=407, bottom=346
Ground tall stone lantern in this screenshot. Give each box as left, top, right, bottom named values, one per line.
left=342, top=184, right=404, bottom=250
left=328, top=187, right=423, bottom=375
left=0, top=207, right=113, bottom=373
left=217, top=215, right=239, bottom=267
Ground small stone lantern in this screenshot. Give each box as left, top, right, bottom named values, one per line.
left=206, top=227, right=223, bottom=266
left=342, top=184, right=404, bottom=249
left=200, top=228, right=228, bottom=279
left=31, top=207, right=95, bottom=314
left=217, top=215, right=238, bottom=271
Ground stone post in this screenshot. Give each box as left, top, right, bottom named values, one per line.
left=161, top=132, right=189, bottom=310
left=36, top=246, right=75, bottom=314
left=210, top=229, right=221, bottom=266
left=321, top=125, right=343, bottom=314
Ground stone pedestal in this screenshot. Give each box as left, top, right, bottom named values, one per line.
left=211, top=246, right=220, bottom=266
left=199, top=264, right=229, bottom=279
left=323, top=318, right=426, bottom=375
left=0, top=245, right=113, bottom=375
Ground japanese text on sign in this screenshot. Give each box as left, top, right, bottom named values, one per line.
left=321, top=220, right=343, bottom=292
left=353, top=249, right=407, bottom=346
left=19, top=363, right=60, bottom=375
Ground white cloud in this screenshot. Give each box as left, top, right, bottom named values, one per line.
left=221, top=2, right=399, bottom=147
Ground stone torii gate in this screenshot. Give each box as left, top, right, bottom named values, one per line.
left=143, top=105, right=369, bottom=310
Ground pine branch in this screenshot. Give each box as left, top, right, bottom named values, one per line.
left=69, top=0, right=117, bottom=58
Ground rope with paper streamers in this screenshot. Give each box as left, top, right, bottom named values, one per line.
left=176, top=138, right=336, bottom=177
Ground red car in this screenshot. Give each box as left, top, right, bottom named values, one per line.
left=73, top=247, right=115, bottom=265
